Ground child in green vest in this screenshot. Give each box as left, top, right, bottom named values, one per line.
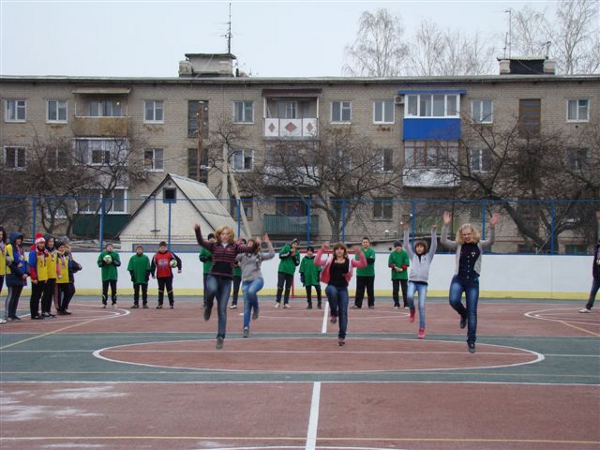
left=127, top=245, right=151, bottom=309
left=97, top=243, right=121, bottom=308
left=388, top=240, right=410, bottom=309
left=299, top=246, right=322, bottom=309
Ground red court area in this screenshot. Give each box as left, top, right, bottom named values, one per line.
left=1, top=299, right=599, bottom=450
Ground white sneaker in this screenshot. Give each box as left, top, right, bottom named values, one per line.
left=274, top=302, right=280, bottom=308
left=229, top=304, right=238, bottom=309
left=283, top=303, right=291, bottom=309
left=579, top=308, right=591, bottom=313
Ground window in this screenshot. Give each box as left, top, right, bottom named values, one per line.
left=471, top=100, right=493, bottom=124
left=78, top=189, right=127, bottom=214
left=376, top=148, right=394, bottom=172
left=74, top=139, right=126, bottom=165
left=567, top=99, right=589, bottom=122
left=90, top=100, right=122, bottom=117
left=373, top=197, right=393, bottom=220
left=331, top=101, right=351, bottom=123
left=163, top=188, right=177, bottom=203
left=3, top=146, right=26, bottom=169
left=144, top=148, right=164, bottom=171
left=5, top=99, right=26, bottom=122
left=405, top=94, right=460, bottom=118
left=469, top=148, right=491, bottom=173
left=567, top=148, right=589, bottom=171
left=231, top=149, right=253, bottom=171
left=105, top=189, right=127, bottom=213
left=230, top=196, right=254, bottom=221
left=187, top=148, right=207, bottom=182
left=46, top=147, right=70, bottom=170
left=188, top=100, right=209, bottom=138
left=519, top=99, right=541, bottom=136
left=404, top=140, right=458, bottom=168
left=234, top=101, right=254, bottom=123
left=144, top=100, right=164, bottom=123
left=47, top=100, right=68, bottom=123
left=373, top=100, right=394, bottom=124
left=275, top=198, right=306, bottom=216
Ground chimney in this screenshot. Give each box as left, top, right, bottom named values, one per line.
left=498, top=57, right=555, bottom=75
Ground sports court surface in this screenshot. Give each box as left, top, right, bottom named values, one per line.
left=1, top=296, right=598, bottom=450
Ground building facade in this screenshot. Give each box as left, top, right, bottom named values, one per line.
left=1, top=55, right=598, bottom=252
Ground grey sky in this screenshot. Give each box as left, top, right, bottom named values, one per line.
left=1, top=0, right=558, bottom=78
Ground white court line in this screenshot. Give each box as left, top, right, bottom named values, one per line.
left=305, top=382, right=321, bottom=450
left=320, top=302, right=329, bottom=334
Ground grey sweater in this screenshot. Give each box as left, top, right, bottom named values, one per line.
left=235, top=250, right=275, bottom=282
left=441, top=223, right=495, bottom=276
left=403, top=228, right=438, bottom=284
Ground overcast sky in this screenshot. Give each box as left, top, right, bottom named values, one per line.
left=1, top=0, right=558, bottom=78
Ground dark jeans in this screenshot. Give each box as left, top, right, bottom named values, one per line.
left=57, top=283, right=75, bottom=311
left=392, top=279, right=408, bottom=307
left=203, top=273, right=209, bottom=306
left=326, top=284, right=349, bottom=339
left=42, top=278, right=56, bottom=314
left=276, top=272, right=293, bottom=304
left=102, top=280, right=118, bottom=305
left=306, top=285, right=322, bottom=305
left=157, top=277, right=174, bottom=305
left=30, top=280, right=46, bottom=317
left=133, top=283, right=148, bottom=305
left=231, top=275, right=242, bottom=306
left=449, top=275, right=480, bottom=343
left=205, top=275, right=233, bottom=339
left=585, top=276, right=600, bottom=310
left=355, top=275, right=375, bottom=308
left=6, top=285, right=24, bottom=319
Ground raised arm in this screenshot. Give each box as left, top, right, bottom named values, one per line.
left=481, top=213, right=499, bottom=249
left=440, top=211, right=458, bottom=250
left=350, top=246, right=367, bottom=269
left=428, top=225, right=438, bottom=258
left=314, top=243, right=329, bottom=267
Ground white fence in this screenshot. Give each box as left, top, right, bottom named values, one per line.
left=38, top=252, right=592, bottom=300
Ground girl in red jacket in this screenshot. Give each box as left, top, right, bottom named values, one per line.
left=315, top=242, right=366, bottom=346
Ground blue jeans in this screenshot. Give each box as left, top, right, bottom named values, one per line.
left=325, top=284, right=349, bottom=339
left=448, top=275, right=479, bottom=343
left=407, top=281, right=428, bottom=329
left=585, top=276, right=599, bottom=310
left=205, top=275, right=232, bottom=339
left=242, top=278, right=264, bottom=329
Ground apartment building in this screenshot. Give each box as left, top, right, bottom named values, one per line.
left=1, top=54, right=598, bottom=251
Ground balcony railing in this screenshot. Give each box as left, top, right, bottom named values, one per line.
left=73, top=116, right=130, bottom=137
left=263, top=214, right=319, bottom=236
left=402, top=168, right=460, bottom=188
left=264, top=118, right=318, bottom=138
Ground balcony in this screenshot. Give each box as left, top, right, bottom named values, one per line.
left=263, top=214, right=319, bottom=236
left=73, top=116, right=130, bottom=137
left=264, top=118, right=318, bottom=139
left=402, top=168, right=460, bottom=188
left=262, top=164, right=320, bottom=187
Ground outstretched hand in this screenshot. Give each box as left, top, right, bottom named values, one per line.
left=402, top=222, right=409, bottom=230
left=193, top=223, right=200, bottom=232
left=490, top=212, right=500, bottom=227
left=443, top=211, right=452, bottom=225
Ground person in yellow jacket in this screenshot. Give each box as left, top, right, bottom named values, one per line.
left=42, top=235, right=58, bottom=317
left=29, top=233, right=49, bottom=320
left=0, top=226, right=7, bottom=324
left=56, top=240, right=80, bottom=315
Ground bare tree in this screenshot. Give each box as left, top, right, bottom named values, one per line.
left=343, top=9, right=410, bottom=77
left=455, top=119, right=600, bottom=252
left=408, top=21, right=496, bottom=76
left=238, top=126, right=403, bottom=242
left=552, top=0, right=600, bottom=74
left=509, top=0, right=600, bottom=74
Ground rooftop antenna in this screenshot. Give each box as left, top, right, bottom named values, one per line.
left=504, top=8, right=512, bottom=59
left=226, top=3, right=232, bottom=54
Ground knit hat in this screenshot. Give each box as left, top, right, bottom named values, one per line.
left=291, top=238, right=299, bottom=245
left=306, top=246, right=314, bottom=252
left=207, top=233, right=215, bottom=240
left=60, top=236, right=70, bottom=245
left=393, top=240, right=403, bottom=248
left=35, top=233, right=45, bottom=244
